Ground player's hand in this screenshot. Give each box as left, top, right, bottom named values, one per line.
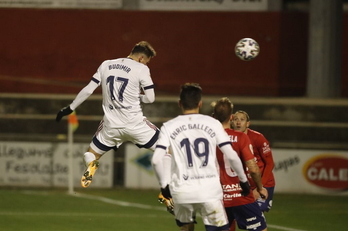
left=252, top=188, right=260, bottom=200
left=239, top=181, right=251, bottom=196
left=160, top=185, right=172, bottom=200
left=56, top=106, right=73, bottom=122
left=255, top=187, right=268, bottom=200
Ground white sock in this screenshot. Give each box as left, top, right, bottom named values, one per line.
left=84, top=152, right=96, bottom=167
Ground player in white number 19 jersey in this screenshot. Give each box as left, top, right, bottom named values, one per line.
left=56, top=41, right=160, bottom=188
left=152, top=83, right=250, bottom=231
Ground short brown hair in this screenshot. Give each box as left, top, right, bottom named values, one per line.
left=130, top=41, right=156, bottom=58
left=211, top=97, right=233, bottom=123
left=234, top=110, right=250, bottom=122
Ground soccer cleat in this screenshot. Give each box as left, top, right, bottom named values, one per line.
left=81, top=160, right=99, bottom=188
left=158, top=192, right=174, bottom=215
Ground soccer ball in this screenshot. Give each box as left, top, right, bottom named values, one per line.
left=235, top=38, right=260, bottom=61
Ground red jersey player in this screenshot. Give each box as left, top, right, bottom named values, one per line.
left=232, top=110, right=275, bottom=213
left=212, top=98, right=268, bottom=231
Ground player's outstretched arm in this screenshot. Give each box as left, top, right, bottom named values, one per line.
left=56, top=80, right=98, bottom=122
left=69, top=80, right=98, bottom=110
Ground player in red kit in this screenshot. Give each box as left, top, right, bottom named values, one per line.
left=232, top=110, right=275, bottom=213
left=212, top=98, right=268, bottom=231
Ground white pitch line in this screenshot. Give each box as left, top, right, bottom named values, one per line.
left=0, top=211, right=166, bottom=218
left=268, top=224, right=307, bottom=231
left=71, top=192, right=166, bottom=212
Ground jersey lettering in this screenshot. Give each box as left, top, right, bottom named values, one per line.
left=106, top=76, right=129, bottom=102
left=180, top=137, right=210, bottom=168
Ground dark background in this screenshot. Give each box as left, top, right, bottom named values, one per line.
left=1, top=8, right=346, bottom=97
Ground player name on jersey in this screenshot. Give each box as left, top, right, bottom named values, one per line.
left=108, top=64, right=131, bottom=73
left=170, top=123, right=216, bottom=140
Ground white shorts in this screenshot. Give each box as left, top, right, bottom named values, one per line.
left=174, top=200, right=228, bottom=228
left=90, top=117, right=159, bottom=155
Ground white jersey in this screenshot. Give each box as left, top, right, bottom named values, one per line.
left=92, top=58, right=154, bottom=128
left=157, top=114, right=231, bottom=204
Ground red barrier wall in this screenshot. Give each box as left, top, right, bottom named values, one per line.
left=0, top=9, right=346, bottom=97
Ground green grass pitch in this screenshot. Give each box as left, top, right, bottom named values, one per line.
left=0, top=187, right=346, bottom=231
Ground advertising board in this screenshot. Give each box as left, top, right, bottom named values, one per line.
left=0, top=0, right=122, bottom=9
left=0, top=142, right=113, bottom=188
left=125, top=144, right=348, bottom=195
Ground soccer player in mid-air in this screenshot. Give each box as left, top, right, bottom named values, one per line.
left=212, top=97, right=268, bottom=231
left=232, top=111, right=275, bottom=216
left=152, top=83, right=250, bottom=231
left=56, top=41, right=164, bottom=188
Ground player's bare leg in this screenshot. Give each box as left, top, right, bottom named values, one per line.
left=81, top=149, right=102, bottom=188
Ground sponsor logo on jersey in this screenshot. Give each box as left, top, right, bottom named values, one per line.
left=262, top=142, right=271, bottom=154
left=303, top=154, right=348, bottom=190
left=223, top=193, right=242, bottom=200
left=222, top=183, right=240, bottom=192
left=114, top=105, right=132, bottom=110
left=187, top=174, right=217, bottom=180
